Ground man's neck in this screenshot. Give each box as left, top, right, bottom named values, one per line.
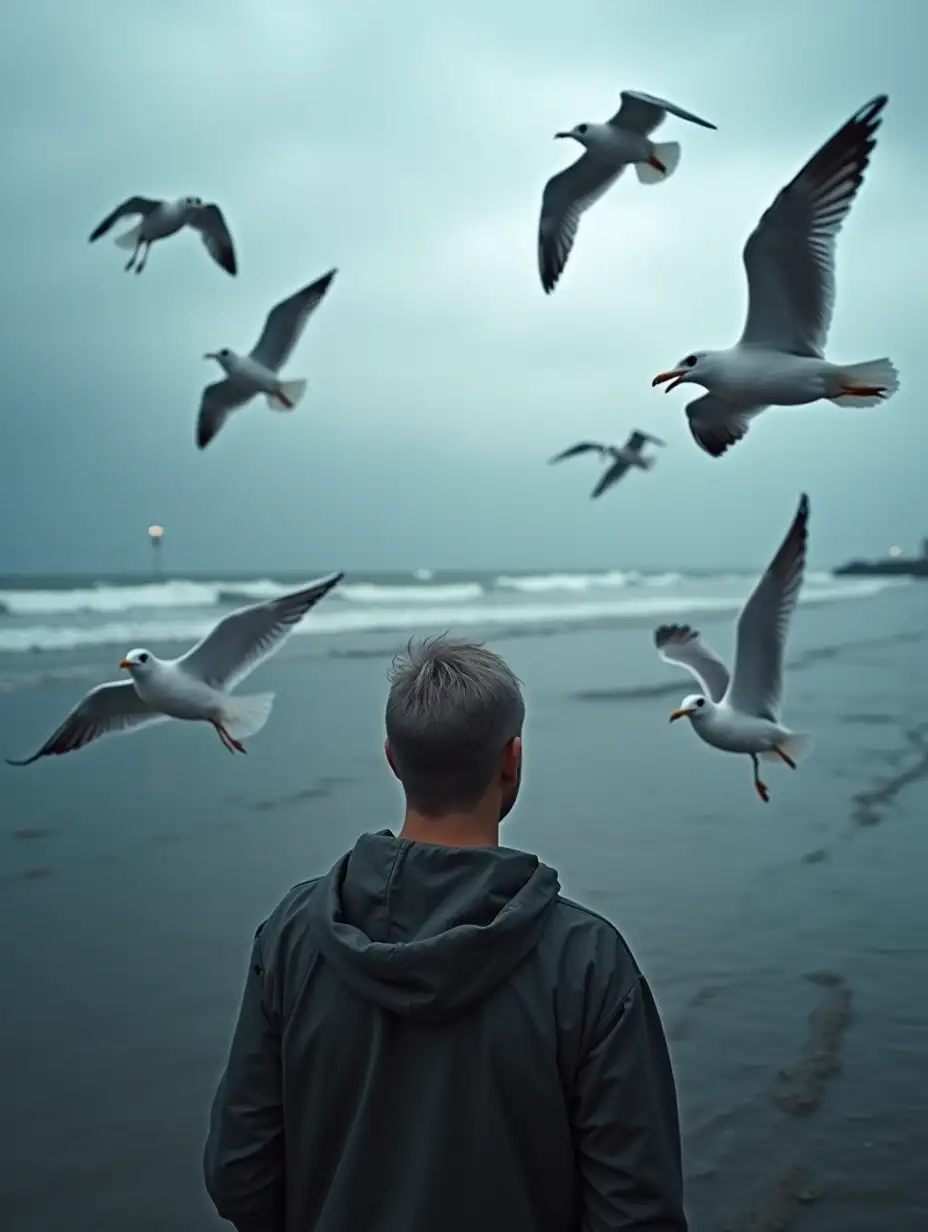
left=399, top=809, right=500, bottom=849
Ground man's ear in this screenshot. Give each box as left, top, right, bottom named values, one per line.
left=500, top=735, right=521, bottom=781
left=384, top=738, right=400, bottom=780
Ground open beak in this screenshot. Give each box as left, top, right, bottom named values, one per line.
left=668, top=707, right=695, bottom=723
left=119, top=658, right=132, bottom=670
left=652, top=369, right=685, bottom=393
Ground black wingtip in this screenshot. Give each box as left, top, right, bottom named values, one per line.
left=856, top=94, right=889, bottom=127
left=6, top=755, right=38, bottom=767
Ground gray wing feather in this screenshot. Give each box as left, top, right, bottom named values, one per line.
left=538, top=153, right=624, bottom=293
left=739, top=95, right=887, bottom=356
left=6, top=681, right=164, bottom=765
left=591, top=457, right=632, bottom=498
left=625, top=429, right=665, bottom=452
left=250, top=270, right=338, bottom=372
left=654, top=625, right=730, bottom=702
left=196, top=379, right=255, bottom=451
left=685, top=394, right=768, bottom=458
left=549, top=441, right=607, bottom=463
left=728, top=494, right=809, bottom=720
left=178, top=573, right=344, bottom=690
left=611, top=90, right=717, bottom=136
left=190, top=203, right=237, bottom=275
left=89, top=196, right=161, bottom=242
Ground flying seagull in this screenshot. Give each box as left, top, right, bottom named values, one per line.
left=549, top=430, right=665, bottom=498
left=88, top=195, right=237, bottom=275
left=654, top=494, right=812, bottom=802
left=197, top=269, right=337, bottom=450
left=652, top=95, right=899, bottom=457
left=538, top=90, right=717, bottom=293
left=6, top=574, right=343, bottom=765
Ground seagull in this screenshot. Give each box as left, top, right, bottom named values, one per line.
left=652, top=96, right=899, bottom=457
left=5, top=574, right=343, bottom=766
left=88, top=195, right=237, bottom=276
left=654, top=494, right=812, bottom=802
left=549, top=430, right=665, bottom=498
left=197, top=270, right=337, bottom=450
left=538, top=90, right=717, bottom=293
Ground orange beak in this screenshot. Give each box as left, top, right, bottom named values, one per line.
left=669, top=707, right=695, bottom=723
left=119, top=658, right=132, bottom=670
left=652, top=369, right=685, bottom=393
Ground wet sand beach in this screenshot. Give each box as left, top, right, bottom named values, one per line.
left=1, top=581, right=927, bottom=1230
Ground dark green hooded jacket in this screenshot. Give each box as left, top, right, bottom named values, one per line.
left=204, top=831, right=687, bottom=1232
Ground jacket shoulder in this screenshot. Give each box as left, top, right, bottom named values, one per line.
left=255, top=876, right=325, bottom=948
left=544, top=895, right=643, bottom=995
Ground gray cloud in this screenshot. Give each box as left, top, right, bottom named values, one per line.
left=1, top=0, right=925, bottom=574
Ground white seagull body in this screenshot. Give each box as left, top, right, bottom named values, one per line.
left=6, top=573, right=343, bottom=765
left=549, top=429, right=665, bottom=498
left=197, top=270, right=337, bottom=450
left=538, top=89, right=717, bottom=293
left=655, top=494, right=812, bottom=802
left=88, top=195, right=237, bottom=276
left=652, top=96, right=899, bottom=456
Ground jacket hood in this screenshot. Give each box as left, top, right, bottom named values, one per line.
left=308, top=830, right=560, bottom=1021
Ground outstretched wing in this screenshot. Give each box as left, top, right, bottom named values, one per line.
left=250, top=270, right=338, bottom=372
left=685, top=394, right=768, bottom=458
left=196, top=379, right=255, bottom=450
left=6, top=681, right=164, bottom=765
left=189, top=203, right=237, bottom=275
left=178, top=573, right=344, bottom=690
left=739, top=95, right=888, bottom=357
left=625, top=429, right=666, bottom=452
left=610, top=90, right=717, bottom=137
left=728, top=494, right=809, bottom=720
left=538, top=153, right=624, bottom=294
left=653, top=624, right=730, bottom=702
left=89, top=196, right=161, bottom=242
left=591, top=456, right=632, bottom=498
left=549, top=441, right=605, bottom=463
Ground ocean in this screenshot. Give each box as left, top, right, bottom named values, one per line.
left=1, top=568, right=927, bottom=1231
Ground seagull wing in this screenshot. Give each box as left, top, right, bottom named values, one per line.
left=610, top=90, right=717, bottom=137
left=6, top=681, right=165, bottom=765
left=549, top=441, right=606, bottom=463
left=196, top=378, right=255, bottom=450
left=625, top=429, right=666, bottom=452
left=250, top=270, right=337, bottom=372
left=89, top=196, right=161, bottom=242
left=685, top=393, right=769, bottom=458
left=178, top=573, right=344, bottom=690
left=654, top=625, right=730, bottom=702
left=591, top=456, right=633, bottom=498
left=189, top=203, right=237, bottom=276
left=538, top=152, right=624, bottom=294
left=739, top=95, right=888, bottom=357
left=728, top=493, right=809, bottom=720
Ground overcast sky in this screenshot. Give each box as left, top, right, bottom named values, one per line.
left=0, top=0, right=924, bottom=576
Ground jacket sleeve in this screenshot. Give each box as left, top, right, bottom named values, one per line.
left=572, top=973, right=688, bottom=1231
left=203, top=928, right=285, bottom=1232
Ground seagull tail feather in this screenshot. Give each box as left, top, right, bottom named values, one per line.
left=267, top=379, right=307, bottom=412
left=759, top=731, right=814, bottom=765
left=221, top=692, right=275, bottom=740
left=113, top=223, right=143, bottom=250
left=829, top=358, right=899, bottom=408
left=636, top=141, right=681, bottom=185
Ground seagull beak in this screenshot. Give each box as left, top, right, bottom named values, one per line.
left=119, top=658, right=132, bottom=670
left=203, top=352, right=218, bottom=361
left=668, top=707, right=694, bottom=723
left=554, top=131, right=572, bottom=140
left=652, top=369, right=685, bottom=393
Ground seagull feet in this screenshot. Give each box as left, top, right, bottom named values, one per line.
left=276, top=392, right=294, bottom=409
left=647, top=154, right=667, bottom=174
left=774, top=746, right=797, bottom=770
left=750, top=753, right=770, bottom=803
left=212, top=720, right=247, bottom=755
left=838, top=382, right=886, bottom=398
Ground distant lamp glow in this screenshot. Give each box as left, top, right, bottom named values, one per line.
left=148, top=524, right=164, bottom=542
left=887, top=545, right=902, bottom=558
left=148, top=524, right=165, bottom=576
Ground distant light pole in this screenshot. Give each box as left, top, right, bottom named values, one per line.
left=148, top=524, right=165, bottom=577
